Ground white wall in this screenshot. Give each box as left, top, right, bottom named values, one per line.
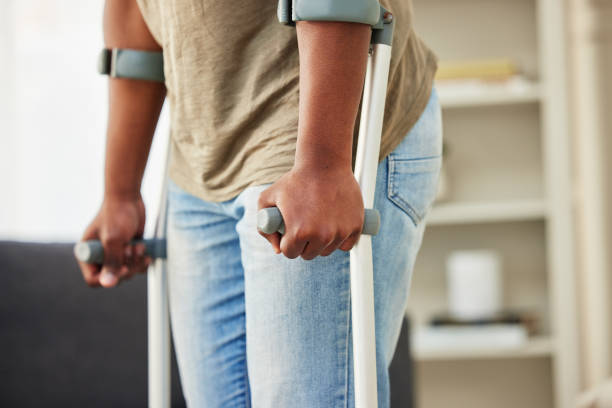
left=0, top=0, right=169, bottom=242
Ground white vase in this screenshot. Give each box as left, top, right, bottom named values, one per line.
left=446, top=250, right=502, bottom=320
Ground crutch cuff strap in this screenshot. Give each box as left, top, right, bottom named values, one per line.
left=98, top=48, right=165, bottom=83
left=277, top=0, right=382, bottom=27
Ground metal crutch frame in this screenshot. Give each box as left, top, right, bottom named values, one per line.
left=349, top=11, right=394, bottom=408
left=256, top=18, right=395, bottom=408
left=75, top=9, right=394, bottom=408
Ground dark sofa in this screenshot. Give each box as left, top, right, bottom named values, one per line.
left=0, top=241, right=413, bottom=407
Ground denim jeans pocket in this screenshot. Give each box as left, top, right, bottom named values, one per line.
left=387, top=155, right=441, bottom=226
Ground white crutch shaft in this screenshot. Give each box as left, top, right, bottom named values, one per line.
left=149, top=148, right=172, bottom=408
left=350, top=41, right=393, bottom=408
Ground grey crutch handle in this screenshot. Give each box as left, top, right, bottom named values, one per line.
left=257, top=208, right=381, bottom=236
left=74, top=238, right=167, bottom=264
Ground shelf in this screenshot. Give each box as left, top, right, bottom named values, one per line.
left=427, top=199, right=547, bottom=226
left=414, top=336, right=554, bottom=362
left=437, top=79, right=541, bottom=108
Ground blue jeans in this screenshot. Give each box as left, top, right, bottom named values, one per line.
left=167, top=88, right=442, bottom=407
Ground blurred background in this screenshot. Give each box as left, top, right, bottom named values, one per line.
left=1, top=0, right=611, bottom=407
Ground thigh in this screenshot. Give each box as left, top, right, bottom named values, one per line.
left=166, top=179, right=250, bottom=408
left=237, top=88, right=441, bottom=408
left=236, top=186, right=352, bottom=408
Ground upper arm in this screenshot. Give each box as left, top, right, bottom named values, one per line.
left=103, top=0, right=161, bottom=50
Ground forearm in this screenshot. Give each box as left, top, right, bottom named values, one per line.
left=103, top=0, right=166, bottom=200
left=294, top=21, right=371, bottom=172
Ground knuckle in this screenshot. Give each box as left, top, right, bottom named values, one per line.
left=283, top=250, right=298, bottom=259
left=340, top=240, right=355, bottom=251
left=279, top=242, right=293, bottom=259
left=104, top=255, right=121, bottom=267
left=338, top=228, right=352, bottom=240
left=326, top=243, right=340, bottom=254
left=102, top=233, right=122, bottom=247
left=318, top=230, right=335, bottom=245
left=328, top=237, right=343, bottom=251
left=282, top=245, right=300, bottom=259
left=304, top=245, right=320, bottom=257
left=293, top=228, right=311, bottom=243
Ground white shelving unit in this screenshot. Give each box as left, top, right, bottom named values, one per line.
left=428, top=199, right=547, bottom=226
left=407, top=1, right=579, bottom=408
left=414, top=336, right=554, bottom=362
left=437, top=80, right=541, bottom=108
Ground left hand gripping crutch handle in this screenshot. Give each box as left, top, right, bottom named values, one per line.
left=257, top=207, right=381, bottom=236
left=74, top=238, right=167, bottom=264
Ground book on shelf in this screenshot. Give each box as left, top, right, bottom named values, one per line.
left=436, top=76, right=537, bottom=98
left=436, top=58, right=519, bottom=81
left=434, top=57, right=538, bottom=103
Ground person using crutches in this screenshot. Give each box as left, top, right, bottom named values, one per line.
left=75, top=0, right=440, bottom=406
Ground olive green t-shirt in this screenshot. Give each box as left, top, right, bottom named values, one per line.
left=136, top=0, right=437, bottom=202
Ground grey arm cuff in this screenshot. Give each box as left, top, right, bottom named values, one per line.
left=98, top=48, right=165, bottom=83
left=277, top=0, right=382, bottom=26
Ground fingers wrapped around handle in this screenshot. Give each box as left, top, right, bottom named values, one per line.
left=257, top=207, right=380, bottom=236
left=74, top=238, right=167, bottom=264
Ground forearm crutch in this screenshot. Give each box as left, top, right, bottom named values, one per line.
left=74, top=148, right=172, bottom=408
left=75, top=6, right=394, bottom=408
left=259, top=13, right=395, bottom=407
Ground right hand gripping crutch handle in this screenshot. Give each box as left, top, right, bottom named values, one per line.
left=74, top=238, right=167, bottom=264
left=257, top=207, right=381, bottom=236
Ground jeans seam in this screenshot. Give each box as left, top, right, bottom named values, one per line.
left=387, top=156, right=441, bottom=227
left=387, top=158, right=421, bottom=226
left=245, top=349, right=251, bottom=408
left=388, top=154, right=442, bottom=162
left=387, top=158, right=394, bottom=202
left=388, top=192, right=422, bottom=226
left=343, top=260, right=351, bottom=408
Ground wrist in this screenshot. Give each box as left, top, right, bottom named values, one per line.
left=294, top=129, right=354, bottom=171
left=104, top=169, right=143, bottom=202
left=292, top=153, right=354, bottom=178
left=104, top=188, right=142, bottom=203
left=293, top=149, right=353, bottom=174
